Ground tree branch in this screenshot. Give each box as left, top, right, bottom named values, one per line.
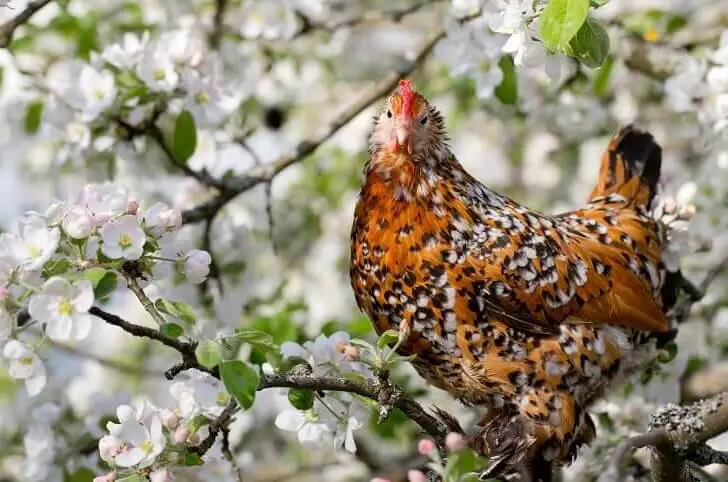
left=0, top=0, right=54, bottom=48
left=208, top=0, right=229, bottom=49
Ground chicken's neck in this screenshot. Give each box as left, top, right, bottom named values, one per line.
left=361, top=149, right=504, bottom=209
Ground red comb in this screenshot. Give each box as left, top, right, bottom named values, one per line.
left=399, top=79, right=415, bottom=118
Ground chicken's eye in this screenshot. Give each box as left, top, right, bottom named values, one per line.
left=386, top=110, right=393, bottom=118
left=420, top=116, right=427, bottom=126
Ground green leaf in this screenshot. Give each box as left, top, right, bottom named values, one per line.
left=567, top=17, right=610, bottom=68
left=172, top=110, right=197, bottom=164
left=170, top=300, right=197, bottom=323
left=83, top=267, right=108, bottom=286
left=684, top=355, right=707, bottom=378
left=64, top=468, right=95, bottom=482
left=658, top=341, right=678, bottom=364
left=288, top=388, right=314, bottom=410
left=494, top=55, right=518, bottom=105
left=220, top=360, right=259, bottom=410
left=377, top=329, right=400, bottom=349
left=95, top=272, right=119, bottom=301
left=196, top=340, right=223, bottom=369
left=44, top=259, right=72, bottom=277
left=155, top=298, right=197, bottom=324
left=24, top=101, right=44, bottom=134
left=82, top=268, right=118, bottom=300
left=184, top=452, right=204, bottom=466
left=161, top=323, right=184, bottom=338
left=593, top=55, right=614, bottom=96
left=234, top=329, right=279, bottom=353
left=187, top=414, right=210, bottom=432
left=539, top=0, right=590, bottom=51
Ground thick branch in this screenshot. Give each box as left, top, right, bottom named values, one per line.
left=90, top=305, right=453, bottom=454
left=599, top=392, right=728, bottom=482
left=0, top=0, right=54, bottom=47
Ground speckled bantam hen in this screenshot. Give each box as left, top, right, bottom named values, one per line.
left=349, top=80, right=694, bottom=481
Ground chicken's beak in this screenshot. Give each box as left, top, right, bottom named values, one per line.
left=395, top=120, right=412, bottom=154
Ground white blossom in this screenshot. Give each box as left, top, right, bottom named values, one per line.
left=77, top=183, right=130, bottom=226
left=3, top=215, right=60, bottom=272
left=28, top=277, right=94, bottom=342
left=105, top=404, right=166, bottom=468
left=100, top=215, right=146, bottom=260
left=170, top=370, right=229, bottom=418
left=3, top=340, right=47, bottom=396
left=77, top=65, right=117, bottom=121
left=141, top=202, right=182, bottom=236
left=274, top=409, right=331, bottom=446
left=62, top=205, right=95, bottom=239
left=136, top=47, right=179, bottom=92
left=101, top=32, right=149, bottom=69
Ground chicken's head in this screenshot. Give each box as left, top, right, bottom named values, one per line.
left=372, top=79, right=448, bottom=160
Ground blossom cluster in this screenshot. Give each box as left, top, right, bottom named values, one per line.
left=275, top=332, right=372, bottom=454
left=437, top=0, right=567, bottom=100
left=0, top=182, right=211, bottom=398
left=95, top=371, right=229, bottom=482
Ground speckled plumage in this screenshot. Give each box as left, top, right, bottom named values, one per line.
left=349, top=82, right=685, bottom=480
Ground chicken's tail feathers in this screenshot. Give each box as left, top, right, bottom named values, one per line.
left=589, top=125, right=662, bottom=207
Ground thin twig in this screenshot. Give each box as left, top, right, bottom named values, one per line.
left=208, top=0, right=229, bottom=49
left=88, top=306, right=194, bottom=356
left=0, top=0, right=54, bottom=48
left=192, top=399, right=238, bottom=455
left=220, top=426, right=244, bottom=482
left=125, top=275, right=167, bottom=327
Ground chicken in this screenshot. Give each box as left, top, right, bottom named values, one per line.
left=349, top=80, right=689, bottom=481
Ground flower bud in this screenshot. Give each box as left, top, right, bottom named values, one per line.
left=0, top=286, right=9, bottom=301
left=162, top=410, right=180, bottom=430
left=62, top=206, right=94, bottom=239
left=125, top=200, right=139, bottom=215
left=93, top=473, right=116, bottom=482
left=183, top=249, right=212, bottom=284
left=417, top=438, right=435, bottom=456
left=407, top=470, right=427, bottom=482
left=150, top=469, right=174, bottom=482
left=173, top=426, right=189, bottom=444
left=445, top=432, right=466, bottom=452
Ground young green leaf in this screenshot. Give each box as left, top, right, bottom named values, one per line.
left=377, top=329, right=400, bottom=349
left=172, top=110, right=197, bottom=164
left=195, top=340, right=223, bottom=369
left=593, top=55, right=614, bottom=96
left=494, top=55, right=518, bottom=105
left=220, top=360, right=259, bottom=410
left=288, top=388, right=314, bottom=410
left=567, top=17, right=610, bottom=68
left=94, top=271, right=119, bottom=301
left=161, top=323, right=184, bottom=338
left=234, top=329, right=279, bottom=353
left=155, top=298, right=197, bottom=324
left=44, top=259, right=72, bottom=277
left=24, top=101, right=44, bottom=134
left=539, top=0, right=590, bottom=52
